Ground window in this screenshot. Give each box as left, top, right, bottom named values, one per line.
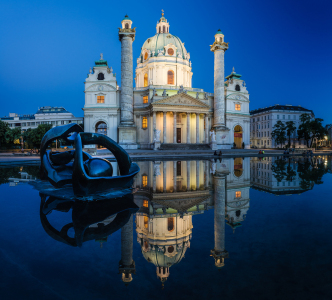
left=143, top=200, right=148, bottom=207
left=163, top=25, right=165, bottom=32
left=142, top=175, right=148, bottom=187
left=235, top=191, right=241, bottom=198
left=268, top=115, right=269, bottom=120
left=294, top=115, right=296, bottom=120
left=143, top=96, right=148, bottom=104
left=288, top=115, right=290, bottom=119
left=159, top=27, right=161, bottom=33
left=283, top=115, right=285, bottom=119
left=125, top=23, right=129, bottom=29
left=167, top=48, right=174, bottom=55
left=144, top=73, right=148, bottom=87
left=142, top=116, right=148, bottom=129
left=268, top=123, right=269, bottom=128
left=97, top=73, right=104, bottom=80
left=235, top=104, right=241, bottom=111
left=168, top=217, right=174, bottom=232
left=235, top=84, right=241, bottom=91
left=144, top=216, right=149, bottom=229
left=168, top=246, right=174, bottom=253
left=167, top=70, right=174, bottom=84
left=97, top=96, right=105, bottom=103
left=144, top=52, right=148, bottom=60
left=277, top=115, right=279, bottom=119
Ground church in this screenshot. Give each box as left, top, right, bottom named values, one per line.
left=83, top=12, right=250, bottom=150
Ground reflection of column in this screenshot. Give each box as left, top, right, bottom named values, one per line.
left=163, top=112, right=166, bottom=143
left=205, top=161, right=209, bottom=188
left=205, top=114, right=209, bottom=143
left=211, top=173, right=228, bottom=268
left=196, top=113, right=200, bottom=143
left=153, top=111, right=156, bottom=130
left=163, top=161, right=166, bottom=192
left=173, top=112, right=177, bottom=143
left=119, top=214, right=135, bottom=284
left=196, top=161, right=200, bottom=190
left=173, top=161, right=177, bottom=192
left=187, top=113, right=191, bottom=144
left=187, top=161, right=190, bottom=191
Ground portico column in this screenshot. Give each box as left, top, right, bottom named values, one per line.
left=205, top=161, right=209, bottom=188
left=196, top=161, right=200, bottom=190
left=187, top=161, right=191, bottom=191
left=187, top=113, right=191, bottom=144
left=205, top=114, right=209, bottom=143
left=196, top=113, right=200, bottom=143
left=163, top=112, right=166, bottom=143
left=173, top=112, right=177, bottom=143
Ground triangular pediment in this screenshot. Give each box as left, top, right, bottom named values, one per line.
left=152, top=93, right=210, bottom=109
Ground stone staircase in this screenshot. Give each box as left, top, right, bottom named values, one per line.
left=159, top=143, right=211, bottom=150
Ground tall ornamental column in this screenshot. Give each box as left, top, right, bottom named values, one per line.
left=205, top=114, right=209, bottom=143
left=196, top=161, right=200, bottom=190
left=210, top=30, right=228, bottom=129
left=211, top=172, right=229, bottom=268
left=173, top=112, right=177, bottom=143
left=173, top=161, right=177, bottom=192
left=119, top=16, right=135, bottom=125
left=163, top=161, right=167, bottom=192
left=119, top=214, right=135, bottom=285
left=196, top=113, right=200, bottom=143
left=187, top=113, right=191, bottom=144
left=163, top=112, right=167, bottom=143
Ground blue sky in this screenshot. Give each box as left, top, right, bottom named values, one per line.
left=0, top=0, right=331, bottom=123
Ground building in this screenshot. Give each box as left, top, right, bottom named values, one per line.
left=0, top=106, right=83, bottom=131
left=250, top=105, right=314, bottom=148
left=83, top=12, right=250, bottom=150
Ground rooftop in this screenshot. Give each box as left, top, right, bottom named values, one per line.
left=250, top=105, right=313, bottom=115
left=35, top=106, right=69, bottom=114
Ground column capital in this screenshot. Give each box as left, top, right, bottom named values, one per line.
left=210, top=41, right=228, bottom=52
left=118, top=28, right=136, bottom=42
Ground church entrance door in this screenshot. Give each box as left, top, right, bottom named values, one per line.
left=234, top=125, right=243, bottom=149
left=177, top=128, right=181, bottom=143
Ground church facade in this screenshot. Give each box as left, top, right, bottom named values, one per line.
left=83, top=12, right=250, bottom=150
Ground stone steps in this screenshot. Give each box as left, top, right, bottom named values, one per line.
left=159, top=143, right=211, bottom=150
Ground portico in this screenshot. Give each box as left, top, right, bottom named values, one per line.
left=149, top=93, right=211, bottom=146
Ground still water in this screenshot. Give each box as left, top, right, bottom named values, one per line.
left=0, top=156, right=331, bottom=300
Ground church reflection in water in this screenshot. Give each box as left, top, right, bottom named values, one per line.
left=132, top=158, right=251, bottom=285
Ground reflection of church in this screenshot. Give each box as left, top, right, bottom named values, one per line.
left=127, top=158, right=251, bottom=285
left=83, top=12, right=250, bottom=150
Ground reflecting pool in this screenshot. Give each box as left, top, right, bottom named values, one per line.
left=0, top=156, right=331, bottom=299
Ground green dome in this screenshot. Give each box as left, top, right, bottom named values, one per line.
left=142, top=244, right=187, bottom=267
left=141, top=33, right=188, bottom=59
left=122, top=15, right=131, bottom=21
left=215, top=29, right=223, bottom=35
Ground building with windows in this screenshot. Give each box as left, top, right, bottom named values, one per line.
left=250, top=105, right=314, bottom=148
left=83, top=12, right=250, bottom=150
left=0, top=106, right=83, bottom=131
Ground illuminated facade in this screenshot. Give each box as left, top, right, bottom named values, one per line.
left=83, top=12, right=250, bottom=150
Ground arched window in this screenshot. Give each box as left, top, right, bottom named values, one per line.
left=143, top=96, right=148, bottom=104
left=235, top=84, right=241, bottom=91
left=144, top=52, right=148, bottom=60
left=163, top=25, right=165, bottom=32
left=144, top=240, right=149, bottom=250
left=159, top=27, right=161, bottom=33
left=167, top=48, right=174, bottom=55
left=167, top=217, right=174, bottom=232
left=143, top=200, right=148, bottom=207
left=97, top=73, right=104, bottom=80
left=125, top=23, right=129, bottom=29
left=142, top=116, right=148, bottom=129
left=95, top=122, right=107, bottom=135
left=167, top=27, right=169, bottom=33
left=144, top=73, right=148, bottom=87
left=142, top=175, right=148, bottom=187
left=167, top=70, right=174, bottom=85
left=235, top=191, right=242, bottom=198
left=144, top=216, right=149, bottom=229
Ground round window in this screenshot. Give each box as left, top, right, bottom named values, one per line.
left=144, top=52, right=148, bottom=60
left=168, top=245, right=174, bottom=253
left=167, top=48, right=174, bottom=55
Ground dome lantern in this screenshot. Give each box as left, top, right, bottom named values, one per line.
left=156, top=9, right=170, bottom=34
left=121, top=14, right=133, bottom=29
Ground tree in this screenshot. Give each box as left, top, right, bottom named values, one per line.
left=297, top=113, right=312, bottom=147
left=271, top=158, right=287, bottom=182
left=285, top=121, right=296, bottom=148
left=0, top=120, right=10, bottom=148
left=309, top=118, right=327, bottom=148
left=5, top=127, right=22, bottom=146
left=24, top=124, right=52, bottom=148
left=271, top=121, right=287, bottom=148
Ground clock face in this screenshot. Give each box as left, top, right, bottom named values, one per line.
left=236, top=95, right=241, bottom=100
left=98, top=85, right=103, bottom=91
